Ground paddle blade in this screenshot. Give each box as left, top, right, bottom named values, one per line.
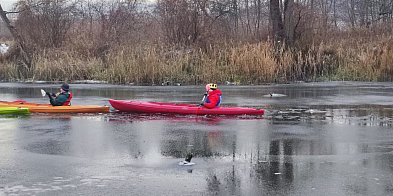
left=40, top=89, right=46, bottom=97
left=200, top=91, right=208, bottom=103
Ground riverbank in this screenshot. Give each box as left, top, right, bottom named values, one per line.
left=1, top=33, right=392, bottom=85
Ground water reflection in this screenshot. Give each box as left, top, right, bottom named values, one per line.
left=18, top=115, right=118, bottom=158
left=69, top=116, right=114, bottom=159
left=253, top=140, right=295, bottom=193
left=161, top=127, right=225, bottom=159
left=0, top=118, right=19, bottom=167
left=206, top=172, right=221, bottom=194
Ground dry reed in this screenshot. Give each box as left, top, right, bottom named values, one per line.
left=1, top=32, right=393, bottom=84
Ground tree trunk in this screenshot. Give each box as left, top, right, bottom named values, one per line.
left=0, top=4, right=32, bottom=70
left=333, top=0, right=338, bottom=27
left=269, top=0, right=284, bottom=42
left=255, top=0, right=261, bottom=39
left=348, top=0, right=356, bottom=27
left=245, top=0, right=251, bottom=35
left=284, top=0, right=295, bottom=45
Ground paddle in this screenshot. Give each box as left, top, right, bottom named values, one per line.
left=40, top=89, right=46, bottom=97
left=41, top=89, right=56, bottom=98
left=199, top=91, right=208, bottom=106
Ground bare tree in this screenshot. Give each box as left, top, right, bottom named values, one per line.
left=15, top=0, right=79, bottom=48
left=157, top=0, right=207, bottom=46
left=0, top=3, right=32, bottom=70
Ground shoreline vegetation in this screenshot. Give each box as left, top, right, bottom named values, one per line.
left=0, top=1, right=392, bottom=85
left=2, top=32, right=392, bottom=85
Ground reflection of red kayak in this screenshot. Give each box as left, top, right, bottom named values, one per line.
left=109, top=99, right=264, bottom=115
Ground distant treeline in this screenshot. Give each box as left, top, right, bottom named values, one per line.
left=0, top=0, right=392, bottom=84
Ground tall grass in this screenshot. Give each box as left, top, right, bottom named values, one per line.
left=333, top=35, right=393, bottom=81
left=30, top=49, right=104, bottom=81
left=0, top=61, right=19, bottom=80
left=1, top=32, right=393, bottom=84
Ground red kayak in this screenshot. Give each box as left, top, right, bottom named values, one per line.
left=109, top=99, right=264, bottom=115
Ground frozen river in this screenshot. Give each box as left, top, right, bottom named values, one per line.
left=1, top=82, right=393, bottom=195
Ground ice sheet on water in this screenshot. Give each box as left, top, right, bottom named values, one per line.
left=178, top=161, right=195, bottom=166
left=0, top=43, right=9, bottom=54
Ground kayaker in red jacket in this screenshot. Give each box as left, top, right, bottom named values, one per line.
left=46, top=83, right=73, bottom=106
left=200, top=83, right=222, bottom=109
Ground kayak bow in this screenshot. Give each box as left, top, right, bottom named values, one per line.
left=0, top=107, right=29, bottom=115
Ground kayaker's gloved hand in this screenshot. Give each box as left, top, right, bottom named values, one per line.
left=46, top=92, right=54, bottom=98
left=204, top=93, right=207, bottom=96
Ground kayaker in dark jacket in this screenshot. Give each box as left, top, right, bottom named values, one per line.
left=46, top=83, right=73, bottom=106
left=200, top=83, right=222, bottom=109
